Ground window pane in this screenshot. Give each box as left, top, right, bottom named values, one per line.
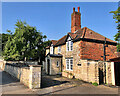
left=57, top=61, right=59, bottom=67
left=70, top=59, right=73, bottom=70
left=67, top=42, right=69, bottom=51
left=66, top=59, right=69, bottom=69
left=71, top=41, right=73, bottom=51
left=59, top=46, right=61, bottom=52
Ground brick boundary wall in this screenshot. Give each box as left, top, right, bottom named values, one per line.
left=0, top=60, right=41, bottom=89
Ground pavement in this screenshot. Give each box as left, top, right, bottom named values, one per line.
left=0, top=69, right=119, bottom=96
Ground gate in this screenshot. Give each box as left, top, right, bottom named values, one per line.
left=98, top=61, right=104, bottom=84
left=114, top=62, right=120, bottom=86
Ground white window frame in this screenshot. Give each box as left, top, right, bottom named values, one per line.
left=50, top=44, right=54, bottom=54
left=57, top=61, right=59, bottom=67
left=58, top=46, right=61, bottom=53
left=66, top=58, right=73, bottom=71
left=66, top=36, right=73, bottom=51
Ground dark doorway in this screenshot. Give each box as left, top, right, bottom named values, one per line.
left=99, top=68, right=104, bottom=84
left=114, top=62, right=120, bottom=86
left=47, top=59, right=50, bottom=75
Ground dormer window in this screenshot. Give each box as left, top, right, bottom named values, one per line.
left=66, top=37, right=73, bottom=51
left=58, top=46, right=61, bottom=53
left=50, top=44, right=54, bottom=54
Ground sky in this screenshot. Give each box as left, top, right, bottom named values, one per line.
left=2, top=2, right=118, bottom=41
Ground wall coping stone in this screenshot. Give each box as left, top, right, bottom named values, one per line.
left=29, top=65, right=42, bottom=67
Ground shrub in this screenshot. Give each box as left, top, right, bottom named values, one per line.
left=92, top=82, right=98, bottom=86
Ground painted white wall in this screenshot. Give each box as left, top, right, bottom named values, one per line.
left=111, top=62, right=115, bottom=85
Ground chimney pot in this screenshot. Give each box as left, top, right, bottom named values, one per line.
left=78, top=7, right=80, bottom=12
left=73, top=7, right=75, bottom=12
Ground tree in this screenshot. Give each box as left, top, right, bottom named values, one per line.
left=3, top=20, right=48, bottom=62
left=2, top=33, right=11, bottom=51
left=110, top=7, right=120, bottom=52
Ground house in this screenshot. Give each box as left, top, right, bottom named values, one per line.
left=44, top=7, right=119, bottom=85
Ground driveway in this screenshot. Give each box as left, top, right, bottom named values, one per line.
left=33, top=74, right=118, bottom=95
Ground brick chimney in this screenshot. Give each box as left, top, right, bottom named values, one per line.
left=71, top=7, right=81, bottom=33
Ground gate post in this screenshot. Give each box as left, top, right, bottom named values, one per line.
left=111, top=62, right=115, bottom=85
left=29, top=65, right=42, bottom=89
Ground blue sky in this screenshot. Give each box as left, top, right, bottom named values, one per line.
left=2, top=2, right=118, bottom=41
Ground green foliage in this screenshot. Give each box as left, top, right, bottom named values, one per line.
left=110, top=7, right=120, bottom=52
left=92, top=82, right=98, bottom=86
left=3, top=20, right=48, bottom=62
left=117, top=44, right=120, bottom=52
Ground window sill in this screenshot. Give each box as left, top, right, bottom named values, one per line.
left=66, top=50, right=73, bottom=52
left=66, top=69, right=73, bottom=71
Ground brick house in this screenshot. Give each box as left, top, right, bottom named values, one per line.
left=44, top=7, right=119, bottom=85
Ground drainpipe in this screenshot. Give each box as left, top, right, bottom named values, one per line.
left=103, top=37, right=106, bottom=84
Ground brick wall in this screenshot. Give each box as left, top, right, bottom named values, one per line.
left=71, top=7, right=81, bottom=33
left=79, top=41, right=117, bottom=61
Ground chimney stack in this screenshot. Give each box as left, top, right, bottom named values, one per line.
left=73, top=7, right=75, bottom=12
left=71, top=7, right=81, bottom=33
left=78, top=7, right=80, bottom=12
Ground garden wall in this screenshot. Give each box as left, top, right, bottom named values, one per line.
left=0, top=60, right=41, bottom=89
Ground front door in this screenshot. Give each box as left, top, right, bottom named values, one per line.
left=98, top=62, right=104, bottom=84
left=99, top=68, right=104, bottom=84
left=114, top=62, right=120, bottom=86
left=47, top=59, right=50, bottom=75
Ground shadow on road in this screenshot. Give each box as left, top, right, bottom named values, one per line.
left=0, top=71, right=19, bottom=85
left=41, top=75, right=69, bottom=88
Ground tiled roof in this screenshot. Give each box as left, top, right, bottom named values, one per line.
left=55, top=35, right=67, bottom=46
left=46, top=27, right=117, bottom=48
left=83, top=27, right=116, bottom=43
left=51, top=40, right=57, bottom=45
